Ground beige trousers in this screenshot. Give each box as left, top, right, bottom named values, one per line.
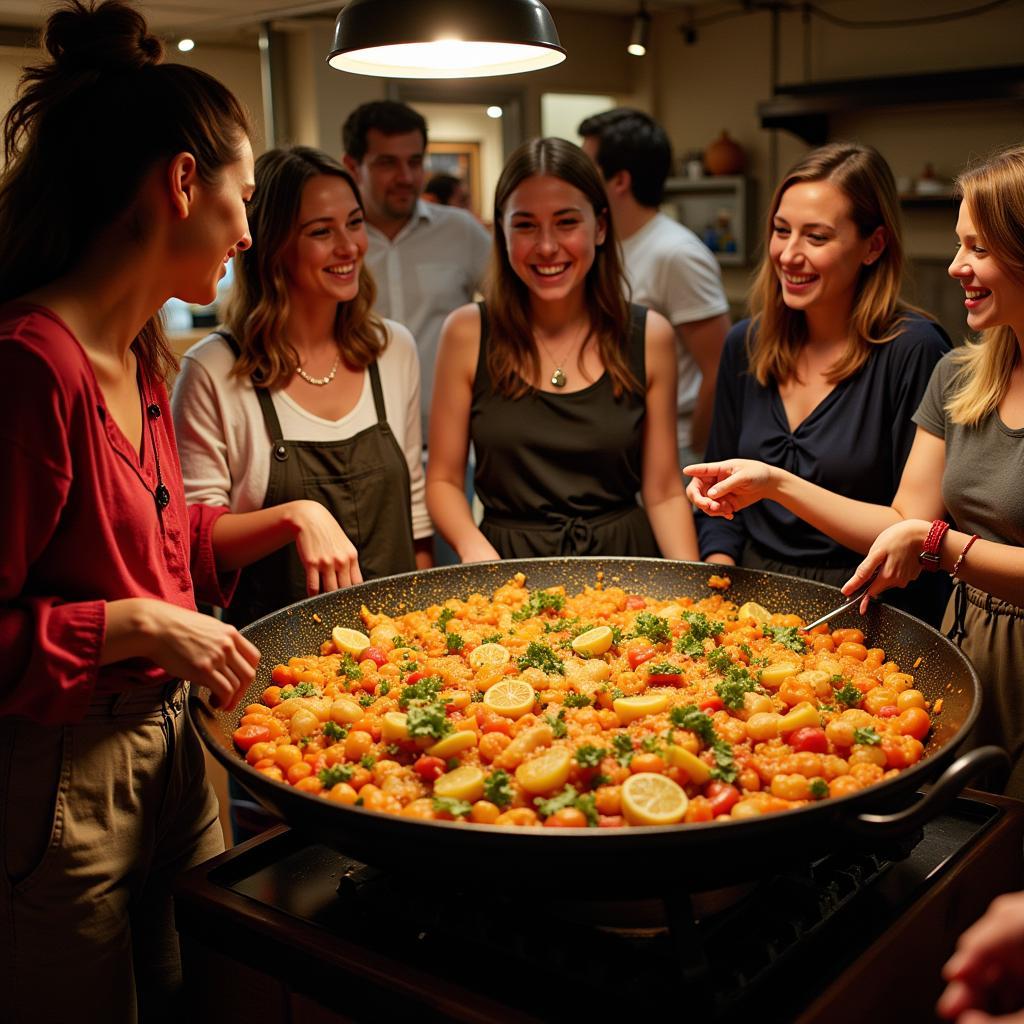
left=0, top=683, right=223, bottom=1024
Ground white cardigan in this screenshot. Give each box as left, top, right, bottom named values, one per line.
left=171, top=320, right=432, bottom=540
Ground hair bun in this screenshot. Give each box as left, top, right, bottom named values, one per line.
left=44, top=0, right=163, bottom=76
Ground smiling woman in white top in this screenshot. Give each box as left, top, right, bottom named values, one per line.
left=173, top=145, right=432, bottom=631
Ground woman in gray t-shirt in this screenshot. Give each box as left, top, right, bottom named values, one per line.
left=686, top=144, right=1024, bottom=796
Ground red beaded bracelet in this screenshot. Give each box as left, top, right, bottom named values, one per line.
left=918, top=519, right=950, bottom=571
left=951, top=534, right=979, bottom=580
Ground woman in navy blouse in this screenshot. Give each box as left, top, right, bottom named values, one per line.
left=687, top=142, right=951, bottom=625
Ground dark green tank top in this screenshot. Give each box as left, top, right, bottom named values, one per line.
left=469, top=302, right=660, bottom=558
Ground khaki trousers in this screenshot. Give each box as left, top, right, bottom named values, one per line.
left=0, top=683, right=223, bottom=1024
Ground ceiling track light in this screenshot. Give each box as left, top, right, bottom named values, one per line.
left=628, top=2, right=651, bottom=57
left=327, top=0, right=566, bottom=79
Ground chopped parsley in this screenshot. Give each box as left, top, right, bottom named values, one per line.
left=705, top=645, right=733, bottom=674
left=853, top=726, right=882, bottom=746
left=480, top=633, right=503, bottom=645
left=669, top=705, right=717, bottom=746
left=470, top=690, right=484, bottom=702
left=432, top=796, right=472, bottom=818
left=483, top=768, right=514, bottom=808
left=358, top=692, right=375, bottom=708
left=631, top=612, right=672, bottom=645
left=641, top=734, right=665, bottom=755
left=399, top=660, right=419, bottom=674
left=322, top=720, right=346, bottom=741
left=446, top=757, right=460, bottom=771
left=715, top=665, right=760, bottom=710
left=575, top=744, right=606, bottom=768
left=513, top=589, right=566, bottom=621
left=810, top=778, right=829, bottom=799
left=378, top=680, right=391, bottom=696
left=406, top=701, right=453, bottom=741
left=336, top=656, right=363, bottom=682
left=318, top=764, right=354, bottom=788
left=762, top=624, right=808, bottom=654
left=683, top=611, right=724, bottom=641
left=518, top=641, right=564, bottom=675
left=437, top=607, right=456, bottom=631
left=359, top=753, right=377, bottom=769
left=646, top=661, right=681, bottom=677
left=610, top=686, right=625, bottom=700
left=386, top=743, right=401, bottom=755
left=612, top=732, right=635, bottom=765
left=563, top=691, right=593, bottom=708
left=533, top=786, right=598, bottom=826
left=390, top=635, right=414, bottom=650
left=709, top=740, right=738, bottom=783
left=546, top=616, right=579, bottom=635
left=544, top=709, right=568, bottom=739
left=833, top=681, right=862, bottom=707
left=399, top=675, right=444, bottom=708
left=446, top=632, right=465, bottom=653
left=280, top=681, right=319, bottom=699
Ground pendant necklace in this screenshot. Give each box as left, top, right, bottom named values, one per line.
left=536, top=335, right=574, bottom=388
left=295, top=353, right=340, bottom=387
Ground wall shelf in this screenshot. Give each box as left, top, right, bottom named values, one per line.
left=758, top=64, right=1024, bottom=144
left=662, top=175, right=754, bottom=267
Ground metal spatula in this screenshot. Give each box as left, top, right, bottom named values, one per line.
left=800, top=568, right=882, bottom=632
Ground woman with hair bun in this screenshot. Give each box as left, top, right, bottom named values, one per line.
left=0, top=3, right=353, bottom=1019
left=689, top=144, right=1024, bottom=796
left=427, top=136, right=697, bottom=561
left=689, top=142, right=951, bottom=625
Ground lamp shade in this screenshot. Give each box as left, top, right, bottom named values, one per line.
left=327, top=0, right=567, bottom=79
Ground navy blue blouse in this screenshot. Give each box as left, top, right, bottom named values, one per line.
left=697, top=312, right=951, bottom=566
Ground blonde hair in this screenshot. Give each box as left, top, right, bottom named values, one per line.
left=225, top=146, right=385, bottom=388
left=945, top=145, right=1024, bottom=427
left=484, top=137, right=639, bottom=399
left=747, top=142, right=915, bottom=386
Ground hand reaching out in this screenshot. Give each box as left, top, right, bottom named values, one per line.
left=938, top=891, right=1024, bottom=1022
left=840, top=519, right=931, bottom=613
left=289, top=500, right=363, bottom=594
left=684, top=460, right=778, bottom=519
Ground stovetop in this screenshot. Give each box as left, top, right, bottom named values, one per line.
left=175, top=794, right=1024, bottom=1024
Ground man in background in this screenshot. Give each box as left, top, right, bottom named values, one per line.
left=423, top=172, right=472, bottom=210
left=579, top=108, right=730, bottom=465
left=343, top=101, right=491, bottom=441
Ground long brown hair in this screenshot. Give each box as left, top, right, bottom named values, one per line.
left=484, top=137, right=638, bottom=399
left=945, top=145, right=1024, bottom=427
left=225, top=146, right=386, bottom=388
left=0, top=0, right=250, bottom=381
left=747, top=142, right=914, bottom=386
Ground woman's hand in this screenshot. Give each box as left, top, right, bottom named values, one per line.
left=109, top=599, right=261, bottom=711
left=287, top=500, right=362, bottom=594
left=684, top=460, right=779, bottom=519
left=937, top=891, right=1024, bottom=1022
left=458, top=536, right=501, bottom=564
left=840, top=519, right=931, bottom=612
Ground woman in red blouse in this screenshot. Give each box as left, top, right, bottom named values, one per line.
left=0, top=3, right=354, bottom=1021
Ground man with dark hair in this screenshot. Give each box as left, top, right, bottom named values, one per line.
left=423, top=172, right=471, bottom=209
left=579, top=108, right=730, bottom=463
left=343, top=101, right=490, bottom=439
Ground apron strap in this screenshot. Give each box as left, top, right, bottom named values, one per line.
left=212, top=329, right=286, bottom=445
left=368, top=361, right=387, bottom=425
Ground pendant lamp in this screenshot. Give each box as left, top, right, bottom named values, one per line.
left=327, top=0, right=566, bottom=79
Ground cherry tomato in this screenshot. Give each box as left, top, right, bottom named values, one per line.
left=544, top=808, right=589, bottom=827
left=361, top=646, right=388, bottom=668
left=788, top=726, right=828, bottom=755
left=699, top=695, right=725, bottom=713
left=232, top=723, right=271, bottom=751
left=647, top=672, right=682, bottom=686
left=414, top=755, right=446, bottom=782
left=404, top=670, right=428, bottom=686
left=598, top=814, right=625, bottom=828
left=706, top=781, right=740, bottom=817
left=628, top=648, right=658, bottom=670
left=897, top=706, right=931, bottom=741
left=877, top=705, right=900, bottom=718
left=625, top=595, right=646, bottom=610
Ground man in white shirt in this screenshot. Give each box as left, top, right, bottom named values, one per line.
left=343, top=101, right=492, bottom=441
left=579, top=109, right=731, bottom=466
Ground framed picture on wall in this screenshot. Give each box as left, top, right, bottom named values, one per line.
left=425, top=140, right=482, bottom=218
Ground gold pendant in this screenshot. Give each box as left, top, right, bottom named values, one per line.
left=550, top=367, right=567, bottom=388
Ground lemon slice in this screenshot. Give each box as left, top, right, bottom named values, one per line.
left=381, top=711, right=409, bottom=741
left=571, top=626, right=614, bottom=657
left=469, top=642, right=511, bottom=670
left=613, top=693, right=669, bottom=723
left=483, top=679, right=536, bottom=719
left=737, top=601, right=771, bottom=625
left=332, top=626, right=371, bottom=658
left=426, top=730, right=478, bottom=758
left=515, top=746, right=573, bottom=794
left=434, top=765, right=485, bottom=802
left=622, top=772, right=689, bottom=826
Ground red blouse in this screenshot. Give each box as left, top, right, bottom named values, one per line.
left=0, top=304, right=237, bottom=724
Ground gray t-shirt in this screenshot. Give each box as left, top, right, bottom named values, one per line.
left=913, top=351, right=1024, bottom=546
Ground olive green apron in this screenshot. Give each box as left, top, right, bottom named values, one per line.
left=217, top=333, right=416, bottom=628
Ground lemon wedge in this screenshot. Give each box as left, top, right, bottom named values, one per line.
left=483, top=679, right=536, bottom=719
left=613, top=693, right=669, bottom=723
left=515, top=746, right=573, bottom=794
left=622, top=772, right=689, bottom=826
left=434, top=765, right=485, bottom=802
left=381, top=711, right=409, bottom=741
left=469, top=642, right=511, bottom=670
left=332, top=626, right=371, bottom=658
left=426, top=730, right=478, bottom=758
left=737, top=601, right=772, bottom=625
left=571, top=626, right=614, bottom=658
left=665, top=744, right=712, bottom=785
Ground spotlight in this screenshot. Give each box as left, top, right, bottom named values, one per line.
left=486, top=105, right=503, bottom=119
left=627, top=3, right=650, bottom=57
left=177, top=38, right=195, bottom=52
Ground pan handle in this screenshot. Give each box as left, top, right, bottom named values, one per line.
left=842, top=746, right=1010, bottom=839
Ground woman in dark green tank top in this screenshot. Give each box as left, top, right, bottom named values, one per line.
left=426, top=137, right=698, bottom=561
